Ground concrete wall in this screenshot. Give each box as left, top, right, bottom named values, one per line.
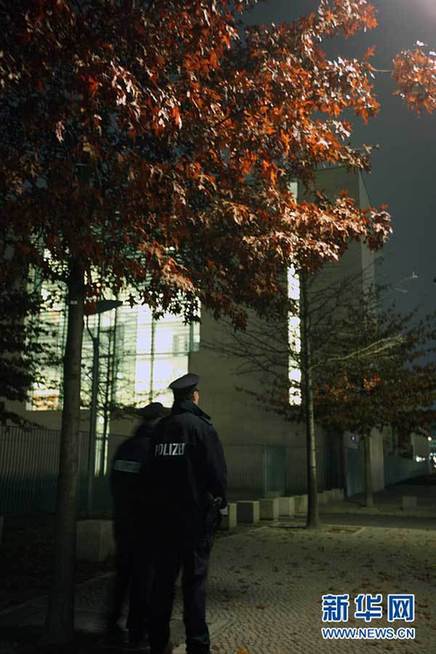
left=412, top=433, right=431, bottom=459
left=370, top=429, right=385, bottom=492
left=5, top=403, right=91, bottom=433
left=12, top=406, right=136, bottom=439
left=189, top=309, right=291, bottom=449
left=308, top=168, right=376, bottom=313
left=384, top=432, right=431, bottom=486
left=384, top=455, right=430, bottom=486
left=343, top=429, right=385, bottom=497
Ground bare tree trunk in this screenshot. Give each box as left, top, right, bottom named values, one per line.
left=363, top=432, right=374, bottom=507
left=44, top=258, right=85, bottom=646
left=300, top=272, right=320, bottom=529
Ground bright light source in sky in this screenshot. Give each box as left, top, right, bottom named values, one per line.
left=419, top=0, right=436, bottom=18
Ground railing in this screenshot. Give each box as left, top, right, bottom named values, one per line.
left=224, top=444, right=288, bottom=499
left=1, top=428, right=343, bottom=513
left=0, top=425, right=89, bottom=514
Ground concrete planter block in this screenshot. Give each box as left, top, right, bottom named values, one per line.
left=402, top=496, right=418, bottom=510
left=260, top=498, right=279, bottom=520
left=76, top=519, right=114, bottom=562
left=219, top=502, right=237, bottom=530
left=278, top=496, right=295, bottom=517
left=237, top=500, right=260, bottom=524
left=294, top=494, right=308, bottom=513
left=334, top=488, right=345, bottom=501
left=317, top=492, right=328, bottom=505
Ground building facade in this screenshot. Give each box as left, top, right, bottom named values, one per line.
left=4, top=166, right=431, bottom=512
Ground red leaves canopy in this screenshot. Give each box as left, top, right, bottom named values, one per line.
left=0, top=0, right=418, bottom=324
left=393, top=45, right=436, bottom=114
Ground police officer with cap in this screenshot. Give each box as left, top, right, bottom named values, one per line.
left=148, top=373, right=227, bottom=654
left=108, top=401, right=169, bottom=648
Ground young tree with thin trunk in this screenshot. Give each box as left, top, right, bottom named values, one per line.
left=300, top=270, right=320, bottom=528
left=209, top=271, right=436, bottom=521
left=314, top=302, right=436, bottom=507
left=0, top=0, right=434, bottom=644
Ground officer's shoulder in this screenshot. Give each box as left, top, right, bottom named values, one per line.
left=199, top=414, right=213, bottom=426
left=198, top=418, right=220, bottom=443
left=193, top=410, right=215, bottom=429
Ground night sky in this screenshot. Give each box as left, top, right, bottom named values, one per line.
left=243, top=0, right=436, bottom=314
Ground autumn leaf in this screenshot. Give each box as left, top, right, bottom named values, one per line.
left=171, top=105, right=182, bottom=129
left=364, top=45, right=376, bottom=61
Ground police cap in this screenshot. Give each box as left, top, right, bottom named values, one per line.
left=137, top=402, right=170, bottom=420
left=168, top=373, right=200, bottom=393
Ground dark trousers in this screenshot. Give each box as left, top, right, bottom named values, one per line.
left=110, top=520, right=153, bottom=639
left=149, top=529, right=213, bottom=654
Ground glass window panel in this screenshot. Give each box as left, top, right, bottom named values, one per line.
left=135, top=356, right=152, bottom=395
left=136, top=324, right=152, bottom=354
left=149, top=354, right=189, bottom=405
left=152, top=355, right=188, bottom=391
left=29, top=278, right=201, bottom=416
left=154, top=321, right=190, bottom=355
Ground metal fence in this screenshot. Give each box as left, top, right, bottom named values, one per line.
left=1, top=427, right=291, bottom=513
left=225, top=444, right=288, bottom=499
left=0, top=425, right=90, bottom=514
left=1, top=427, right=342, bottom=514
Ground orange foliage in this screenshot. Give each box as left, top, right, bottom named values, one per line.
left=393, top=46, right=436, bottom=113
left=0, top=1, right=430, bottom=322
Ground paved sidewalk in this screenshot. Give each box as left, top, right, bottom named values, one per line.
left=202, top=523, right=435, bottom=653
left=1, top=518, right=435, bottom=654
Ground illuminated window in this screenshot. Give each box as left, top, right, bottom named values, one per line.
left=29, top=284, right=200, bottom=413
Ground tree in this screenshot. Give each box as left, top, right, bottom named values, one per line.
left=203, top=268, right=361, bottom=527
left=0, top=0, right=433, bottom=644
left=209, top=268, right=436, bottom=521
left=314, top=299, right=436, bottom=507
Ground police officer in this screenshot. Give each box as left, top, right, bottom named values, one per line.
left=108, top=401, right=169, bottom=648
left=148, top=373, right=227, bottom=654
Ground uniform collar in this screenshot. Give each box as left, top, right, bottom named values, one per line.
left=172, top=399, right=211, bottom=420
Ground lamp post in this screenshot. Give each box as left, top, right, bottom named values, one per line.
left=85, top=299, right=122, bottom=515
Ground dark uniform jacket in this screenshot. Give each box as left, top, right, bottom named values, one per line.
left=149, top=400, right=227, bottom=543
left=110, top=421, right=154, bottom=528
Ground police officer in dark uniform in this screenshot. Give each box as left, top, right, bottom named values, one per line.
left=148, top=373, right=227, bottom=654
left=108, top=401, right=169, bottom=648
